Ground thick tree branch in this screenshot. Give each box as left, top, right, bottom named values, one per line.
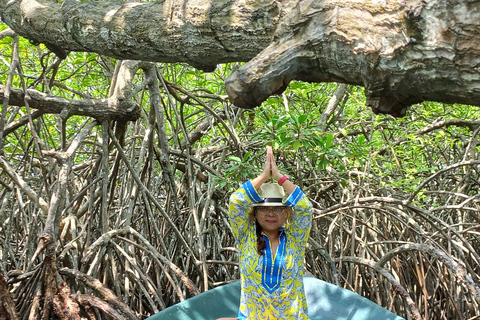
left=73, top=294, right=130, bottom=320
left=0, top=84, right=140, bottom=122
left=59, top=268, right=138, bottom=320
left=226, top=0, right=480, bottom=116
left=3, top=0, right=480, bottom=116
left=0, top=0, right=280, bottom=71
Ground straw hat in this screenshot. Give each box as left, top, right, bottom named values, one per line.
left=253, top=183, right=285, bottom=207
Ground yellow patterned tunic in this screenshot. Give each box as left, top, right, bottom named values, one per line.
left=229, top=180, right=313, bottom=320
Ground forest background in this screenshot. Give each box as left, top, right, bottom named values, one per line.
left=0, top=20, right=480, bottom=320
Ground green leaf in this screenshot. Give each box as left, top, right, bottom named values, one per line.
left=357, top=134, right=365, bottom=145
left=228, top=156, right=242, bottom=163
left=293, top=140, right=302, bottom=151
left=296, top=114, right=308, bottom=125
left=325, top=134, right=334, bottom=149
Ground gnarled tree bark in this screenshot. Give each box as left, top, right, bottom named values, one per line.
left=2, top=0, right=479, bottom=116
left=0, top=271, right=18, bottom=320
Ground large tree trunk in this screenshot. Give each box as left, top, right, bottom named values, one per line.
left=2, top=0, right=479, bottom=116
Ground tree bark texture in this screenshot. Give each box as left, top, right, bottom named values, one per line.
left=1, top=0, right=281, bottom=71
left=2, top=0, right=479, bottom=116
left=0, top=84, right=140, bottom=123
left=0, top=271, right=18, bottom=320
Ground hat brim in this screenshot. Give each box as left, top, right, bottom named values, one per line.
left=252, top=198, right=286, bottom=207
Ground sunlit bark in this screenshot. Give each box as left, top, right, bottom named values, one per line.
left=2, top=0, right=480, bottom=116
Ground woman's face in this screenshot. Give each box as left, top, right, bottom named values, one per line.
left=255, top=206, right=287, bottom=233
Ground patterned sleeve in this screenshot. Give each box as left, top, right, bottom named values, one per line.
left=229, top=182, right=312, bottom=245
left=285, top=187, right=313, bottom=247
left=228, top=180, right=263, bottom=242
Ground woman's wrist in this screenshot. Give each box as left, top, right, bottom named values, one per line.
left=278, top=174, right=289, bottom=186
left=273, top=172, right=284, bottom=182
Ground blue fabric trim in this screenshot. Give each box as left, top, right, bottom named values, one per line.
left=236, top=312, right=247, bottom=320
left=243, top=180, right=263, bottom=203
left=261, top=231, right=287, bottom=293
left=284, top=186, right=302, bottom=207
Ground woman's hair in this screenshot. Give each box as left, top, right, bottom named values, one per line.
left=250, top=206, right=293, bottom=256
left=255, top=220, right=266, bottom=255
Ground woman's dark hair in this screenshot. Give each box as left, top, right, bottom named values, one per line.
left=255, top=219, right=266, bottom=255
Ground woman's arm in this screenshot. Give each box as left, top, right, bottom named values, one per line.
left=228, top=182, right=255, bottom=241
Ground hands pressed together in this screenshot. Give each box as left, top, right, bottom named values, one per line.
left=260, top=146, right=283, bottom=181
left=252, top=146, right=296, bottom=195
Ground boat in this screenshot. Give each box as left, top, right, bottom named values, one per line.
left=146, top=276, right=405, bottom=320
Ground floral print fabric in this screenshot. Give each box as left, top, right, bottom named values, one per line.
left=228, top=180, right=313, bottom=320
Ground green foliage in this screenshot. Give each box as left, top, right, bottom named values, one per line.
left=224, top=152, right=257, bottom=182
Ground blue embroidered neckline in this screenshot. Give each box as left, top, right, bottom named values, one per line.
left=261, top=229, right=287, bottom=293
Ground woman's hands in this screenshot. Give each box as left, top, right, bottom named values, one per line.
left=265, top=146, right=283, bottom=181
left=251, top=146, right=296, bottom=195
left=252, top=146, right=283, bottom=189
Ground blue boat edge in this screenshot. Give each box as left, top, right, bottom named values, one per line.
left=146, top=276, right=406, bottom=320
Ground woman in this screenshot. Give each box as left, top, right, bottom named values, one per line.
left=218, top=146, right=313, bottom=320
